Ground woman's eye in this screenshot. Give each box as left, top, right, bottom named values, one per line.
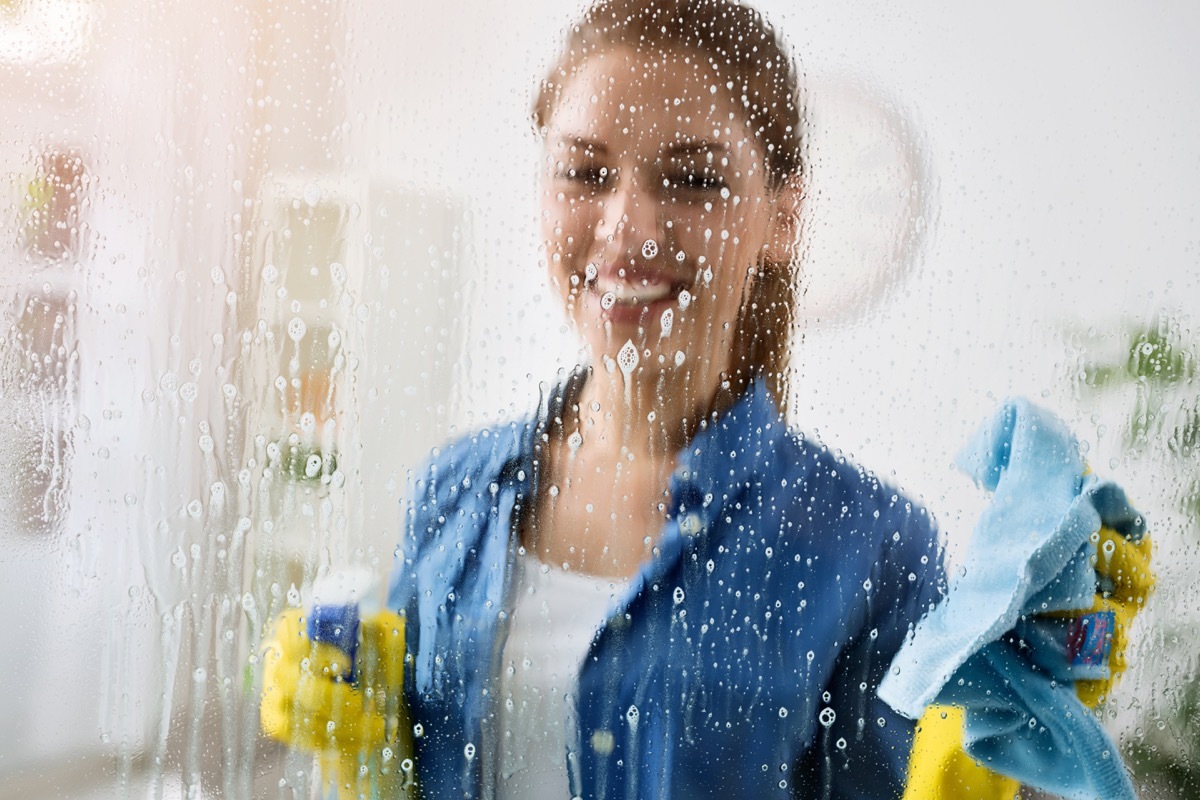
left=665, top=171, right=727, bottom=193
left=557, top=166, right=610, bottom=187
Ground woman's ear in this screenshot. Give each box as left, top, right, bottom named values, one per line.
left=763, top=172, right=804, bottom=266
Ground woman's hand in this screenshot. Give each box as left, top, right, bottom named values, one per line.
left=879, top=398, right=1151, bottom=800
left=901, top=515, right=1155, bottom=800
left=259, top=607, right=415, bottom=796
left=1051, top=520, right=1155, bottom=708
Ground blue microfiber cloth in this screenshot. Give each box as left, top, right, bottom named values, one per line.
left=877, top=398, right=1137, bottom=800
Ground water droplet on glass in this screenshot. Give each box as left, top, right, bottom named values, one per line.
left=660, top=308, right=673, bottom=337
left=304, top=454, right=322, bottom=478
left=617, top=339, right=638, bottom=377
left=677, top=289, right=691, bottom=309
left=287, top=317, right=307, bottom=342
left=819, top=707, right=836, bottom=727
left=641, top=239, right=658, bottom=258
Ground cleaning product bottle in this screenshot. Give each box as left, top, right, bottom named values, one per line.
left=308, top=568, right=414, bottom=800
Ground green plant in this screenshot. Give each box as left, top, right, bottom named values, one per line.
left=1072, top=313, right=1200, bottom=798
left=275, top=438, right=338, bottom=484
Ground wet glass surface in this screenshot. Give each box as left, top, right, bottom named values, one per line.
left=1, top=1, right=1197, bottom=798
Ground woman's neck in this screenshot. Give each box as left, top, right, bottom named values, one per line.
left=566, top=360, right=744, bottom=465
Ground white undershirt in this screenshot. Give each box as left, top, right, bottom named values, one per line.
left=495, top=553, right=628, bottom=800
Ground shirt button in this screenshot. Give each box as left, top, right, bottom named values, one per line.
left=679, top=512, right=704, bottom=536
left=590, top=729, right=615, bottom=755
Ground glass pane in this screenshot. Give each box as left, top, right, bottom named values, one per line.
left=1, top=1, right=1196, bottom=798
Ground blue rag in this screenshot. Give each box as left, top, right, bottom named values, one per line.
left=877, top=398, right=1138, bottom=800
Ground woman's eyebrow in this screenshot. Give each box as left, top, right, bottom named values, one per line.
left=559, top=136, right=608, bottom=155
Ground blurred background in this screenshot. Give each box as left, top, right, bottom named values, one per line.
left=0, top=0, right=1196, bottom=797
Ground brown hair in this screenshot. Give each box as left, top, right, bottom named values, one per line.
left=532, top=0, right=807, bottom=408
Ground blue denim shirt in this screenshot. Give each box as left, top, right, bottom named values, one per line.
left=388, top=377, right=945, bottom=799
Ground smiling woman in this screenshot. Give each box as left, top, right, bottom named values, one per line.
left=254, top=1, right=1153, bottom=799
left=5, top=0, right=1194, bottom=796
left=527, top=40, right=803, bottom=579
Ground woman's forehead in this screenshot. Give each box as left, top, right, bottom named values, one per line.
left=546, top=46, right=758, bottom=154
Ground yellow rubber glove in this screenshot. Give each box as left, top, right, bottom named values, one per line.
left=905, top=706, right=1019, bottom=800
left=901, top=525, right=1155, bottom=800
left=1055, top=525, right=1155, bottom=708
left=260, top=607, right=416, bottom=799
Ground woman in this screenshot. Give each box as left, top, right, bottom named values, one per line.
left=262, top=1, right=1150, bottom=798
left=395, top=0, right=944, bottom=795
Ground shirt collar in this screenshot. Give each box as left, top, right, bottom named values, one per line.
left=508, top=372, right=789, bottom=542
left=668, top=375, right=788, bottom=519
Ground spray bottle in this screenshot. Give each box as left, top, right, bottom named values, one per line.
left=308, top=569, right=414, bottom=800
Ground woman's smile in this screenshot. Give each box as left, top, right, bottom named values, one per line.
left=581, top=262, right=691, bottom=328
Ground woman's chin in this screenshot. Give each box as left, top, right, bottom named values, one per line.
left=581, top=333, right=689, bottom=377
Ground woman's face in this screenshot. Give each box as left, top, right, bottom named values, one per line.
left=539, top=46, right=790, bottom=385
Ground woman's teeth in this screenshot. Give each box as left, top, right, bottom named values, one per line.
left=593, top=275, right=674, bottom=304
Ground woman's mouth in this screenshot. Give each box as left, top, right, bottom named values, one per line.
left=581, top=270, right=687, bottom=327
left=592, top=274, right=676, bottom=306
left=573, top=261, right=697, bottom=330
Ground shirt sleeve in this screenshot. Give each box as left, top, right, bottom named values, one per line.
left=795, top=496, right=946, bottom=800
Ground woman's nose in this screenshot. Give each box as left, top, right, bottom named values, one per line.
left=594, top=177, right=659, bottom=260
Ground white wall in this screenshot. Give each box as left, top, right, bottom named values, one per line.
left=349, top=0, right=1200, bottom=521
